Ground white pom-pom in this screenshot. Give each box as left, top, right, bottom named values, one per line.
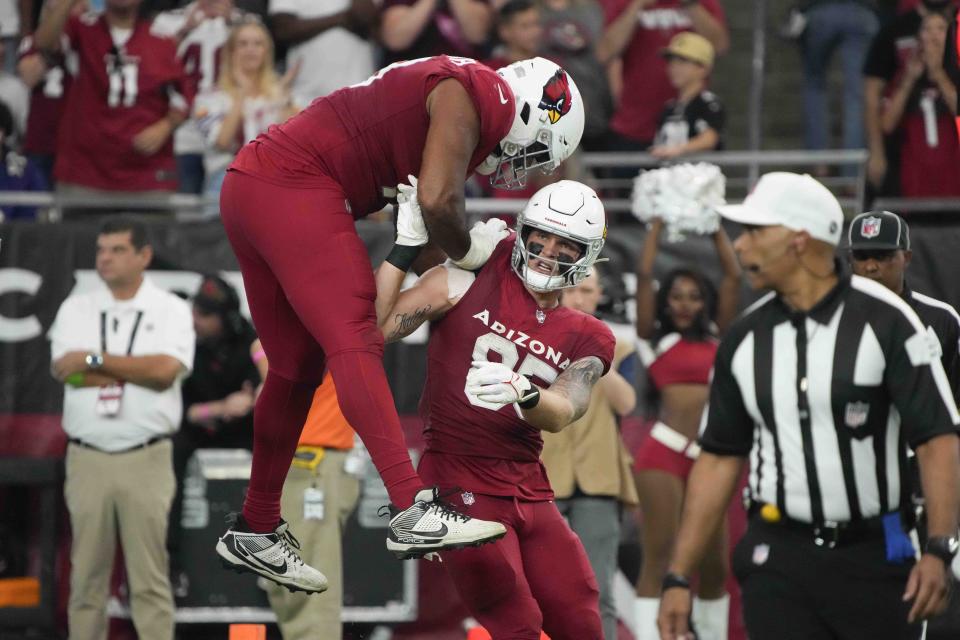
left=631, top=163, right=726, bottom=242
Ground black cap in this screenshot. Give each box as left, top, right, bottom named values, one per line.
left=193, top=275, right=239, bottom=316
left=847, top=211, right=910, bottom=251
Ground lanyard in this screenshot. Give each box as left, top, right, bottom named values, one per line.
left=100, top=310, right=143, bottom=356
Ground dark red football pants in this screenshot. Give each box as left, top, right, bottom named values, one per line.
left=434, top=492, right=603, bottom=640
left=220, top=170, right=422, bottom=532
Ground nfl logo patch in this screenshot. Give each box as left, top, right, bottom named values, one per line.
left=860, top=216, right=882, bottom=239
left=752, top=543, right=770, bottom=566
left=844, top=401, right=870, bottom=429
left=461, top=491, right=475, bottom=506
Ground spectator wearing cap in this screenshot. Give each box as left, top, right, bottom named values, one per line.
left=167, top=273, right=260, bottom=597
left=596, top=0, right=728, bottom=152
left=658, top=172, right=960, bottom=640
left=649, top=31, right=723, bottom=160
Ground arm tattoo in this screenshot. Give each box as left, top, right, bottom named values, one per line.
left=549, top=356, right=604, bottom=422
left=388, top=304, right=432, bottom=341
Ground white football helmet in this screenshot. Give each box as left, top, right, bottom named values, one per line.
left=478, top=58, right=585, bottom=190
left=512, top=180, right=606, bottom=292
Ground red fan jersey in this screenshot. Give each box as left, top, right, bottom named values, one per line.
left=19, top=35, right=69, bottom=156
left=230, top=55, right=515, bottom=218
left=54, top=13, right=192, bottom=191
left=417, top=237, right=615, bottom=500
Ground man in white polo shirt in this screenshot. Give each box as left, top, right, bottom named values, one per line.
left=49, top=216, right=195, bottom=640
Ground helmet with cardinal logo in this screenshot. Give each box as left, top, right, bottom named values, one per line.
left=477, top=58, right=585, bottom=190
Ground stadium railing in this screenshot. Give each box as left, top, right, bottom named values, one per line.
left=0, top=148, right=929, bottom=223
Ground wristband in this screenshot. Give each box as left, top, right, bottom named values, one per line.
left=385, top=244, right=423, bottom=272
left=517, top=385, right=541, bottom=410
left=196, top=403, right=213, bottom=421
left=661, top=572, right=691, bottom=592
left=451, top=240, right=485, bottom=271
left=65, top=372, right=85, bottom=387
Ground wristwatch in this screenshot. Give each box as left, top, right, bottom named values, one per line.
left=85, top=353, right=104, bottom=370
left=924, top=535, right=960, bottom=565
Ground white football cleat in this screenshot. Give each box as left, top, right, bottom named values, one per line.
left=385, top=488, right=507, bottom=559
left=216, top=513, right=328, bottom=594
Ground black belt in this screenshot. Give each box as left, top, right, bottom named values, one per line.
left=68, top=434, right=170, bottom=455
left=748, top=502, right=890, bottom=548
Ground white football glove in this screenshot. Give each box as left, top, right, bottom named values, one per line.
left=451, top=218, right=510, bottom=270
left=465, top=360, right=537, bottom=406
left=396, top=174, right=428, bottom=247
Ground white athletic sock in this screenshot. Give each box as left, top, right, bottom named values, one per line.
left=633, top=597, right=661, bottom=640
left=692, top=593, right=730, bottom=640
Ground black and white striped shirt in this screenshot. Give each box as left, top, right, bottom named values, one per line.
left=904, top=284, right=960, bottom=402
left=700, top=274, right=960, bottom=525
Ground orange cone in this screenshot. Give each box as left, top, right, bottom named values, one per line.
left=465, top=627, right=549, bottom=639
left=229, top=624, right=266, bottom=640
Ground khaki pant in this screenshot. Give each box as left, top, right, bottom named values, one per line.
left=64, top=440, right=176, bottom=640
left=265, top=449, right=361, bottom=640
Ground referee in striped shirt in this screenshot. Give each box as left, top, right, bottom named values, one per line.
left=848, top=210, right=960, bottom=639
left=847, top=210, right=960, bottom=402
left=658, top=173, right=960, bottom=640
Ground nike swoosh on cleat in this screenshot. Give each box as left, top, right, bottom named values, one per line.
left=236, top=540, right=288, bottom=574
left=497, top=85, right=508, bottom=105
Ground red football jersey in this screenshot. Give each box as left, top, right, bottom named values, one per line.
left=417, top=237, right=615, bottom=500
left=19, top=36, right=69, bottom=156
left=601, top=0, right=725, bottom=144
left=54, top=13, right=192, bottom=190
left=229, top=55, right=515, bottom=218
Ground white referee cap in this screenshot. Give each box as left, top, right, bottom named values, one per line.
left=718, top=172, right=843, bottom=246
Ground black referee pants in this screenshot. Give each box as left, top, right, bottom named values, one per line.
left=732, top=518, right=922, bottom=640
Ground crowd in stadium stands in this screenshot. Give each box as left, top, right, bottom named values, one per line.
left=0, top=0, right=951, bottom=222
left=0, top=0, right=734, bottom=221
